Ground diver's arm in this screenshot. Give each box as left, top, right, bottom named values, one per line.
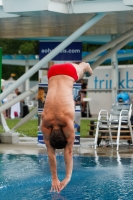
left=60, top=121, right=75, bottom=190
left=41, top=124, right=61, bottom=193
left=45, top=140, right=61, bottom=192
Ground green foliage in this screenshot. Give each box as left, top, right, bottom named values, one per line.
left=2, top=65, right=38, bottom=80
left=0, top=39, right=20, bottom=54
left=121, top=45, right=133, bottom=50
left=19, top=41, right=39, bottom=55
left=2, top=65, right=25, bottom=80
left=0, top=39, right=39, bottom=55
left=82, top=43, right=101, bottom=52
left=0, top=39, right=39, bottom=80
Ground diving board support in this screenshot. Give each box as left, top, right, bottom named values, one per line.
left=0, top=113, right=19, bottom=144
left=0, top=13, right=106, bottom=102
left=111, top=35, right=118, bottom=103
left=0, top=113, right=10, bottom=132
left=91, top=35, right=133, bottom=70
left=25, top=60, right=30, bottom=102
left=82, top=28, right=133, bottom=62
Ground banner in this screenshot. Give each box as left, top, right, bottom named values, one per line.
left=39, top=41, right=82, bottom=61
left=73, top=83, right=81, bottom=146
left=88, top=65, right=133, bottom=115
left=38, top=82, right=81, bottom=146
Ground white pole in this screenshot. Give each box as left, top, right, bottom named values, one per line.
left=25, top=60, right=30, bottom=102
left=111, top=35, right=118, bottom=103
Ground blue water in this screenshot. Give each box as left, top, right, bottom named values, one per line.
left=0, top=154, right=133, bottom=200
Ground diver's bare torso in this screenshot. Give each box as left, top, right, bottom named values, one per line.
left=42, top=75, right=75, bottom=130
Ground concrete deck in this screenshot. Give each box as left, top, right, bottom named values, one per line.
left=0, top=138, right=133, bottom=158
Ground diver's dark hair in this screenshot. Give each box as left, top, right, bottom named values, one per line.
left=49, top=129, right=67, bottom=149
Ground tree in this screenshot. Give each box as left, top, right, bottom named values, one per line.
left=0, top=39, right=39, bottom=80
left=0, top=39, right=39, bottom=55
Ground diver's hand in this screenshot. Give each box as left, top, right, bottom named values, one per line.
left=51, top=178, right=61, bottom=193
left=60, top=177, right=70, bottom=191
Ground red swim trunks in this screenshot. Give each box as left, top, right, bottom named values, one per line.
left=47, top=63, right=78, bottom=81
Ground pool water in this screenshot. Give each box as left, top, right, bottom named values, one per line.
left=0, top=154, right=133, bottom=200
